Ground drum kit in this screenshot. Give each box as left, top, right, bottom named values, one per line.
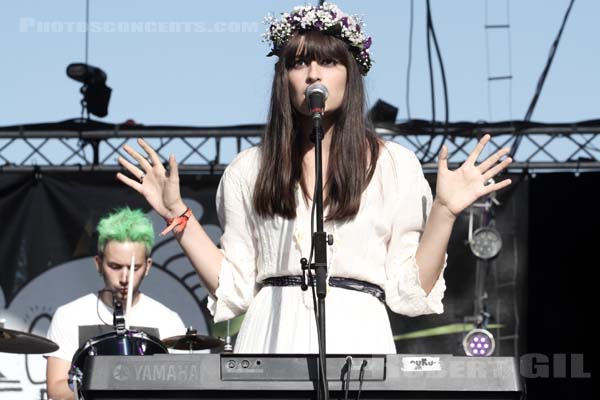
left=0, top=324, right=224, bottom=355
left=0, top=321, right=224, bottom=399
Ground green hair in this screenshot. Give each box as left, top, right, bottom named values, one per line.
left=97, top=207, right=155, bottom=256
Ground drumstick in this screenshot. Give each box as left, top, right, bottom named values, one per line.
left=125, top=254, right=135, bottom=330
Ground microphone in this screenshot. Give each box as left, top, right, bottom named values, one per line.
left=305, top=83, right=329, bottom=117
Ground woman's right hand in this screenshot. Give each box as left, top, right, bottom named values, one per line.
left=116, top=138, right=187, bottom=219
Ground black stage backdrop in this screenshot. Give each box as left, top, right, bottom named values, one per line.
left=526, top=172, right=597, bottom=399
left=0, top=170, right=593, bottom=398
left=0, top=172, right=221, bottom=304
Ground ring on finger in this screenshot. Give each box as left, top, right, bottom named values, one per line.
left=139, top=172, right=146, bottom=184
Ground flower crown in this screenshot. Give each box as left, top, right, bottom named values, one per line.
left=262, top=2, right=373, bottom=75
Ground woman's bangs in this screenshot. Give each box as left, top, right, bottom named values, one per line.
left=283, top=31, right=349, bottom=68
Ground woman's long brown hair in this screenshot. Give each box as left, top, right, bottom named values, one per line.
left=253, top=31, right=380, bottom=222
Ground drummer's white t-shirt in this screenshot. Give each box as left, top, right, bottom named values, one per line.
left=46, top=292, right=186, bottom=361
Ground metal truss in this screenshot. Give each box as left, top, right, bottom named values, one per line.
left=1, top=118, right=599, bottom=173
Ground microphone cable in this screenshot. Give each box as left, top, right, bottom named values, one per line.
left=356, top=359, right=368, bottom=400
left=96, top=289, right=116, bottom=326
left=343, top=356, right=353, bottom=400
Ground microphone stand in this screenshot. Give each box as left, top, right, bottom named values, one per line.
left=112, top=292, right=131, bottom=357
left=113, top=296, right=127, bottom=335
left=308, top=109, right=330, bottom=400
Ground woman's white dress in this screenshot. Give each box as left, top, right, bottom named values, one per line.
left=208, top=141, right=447, bottom=354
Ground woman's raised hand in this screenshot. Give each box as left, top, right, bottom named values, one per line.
left=116, top=138, right=186, bottom=219
left=434, top=134, right=513, bottom=218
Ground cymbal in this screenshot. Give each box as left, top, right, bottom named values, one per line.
left=0, top=327, right=59, bottom=354
left=162, top=333, right=224, bottom=350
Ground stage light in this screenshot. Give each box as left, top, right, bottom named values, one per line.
left=67, top=63, right=104, bottom=83
left=462, top=328, right=496, bottom=357
left=369, top=99, right=398, bottom=124
left=467, top=181, right=503, bottom=260
left=469, top=226, right=503, bottom=260
left=66, top=63, right=112, bottom=118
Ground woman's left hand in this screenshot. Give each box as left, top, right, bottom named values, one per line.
left=434, top=134, right=512, bottom=218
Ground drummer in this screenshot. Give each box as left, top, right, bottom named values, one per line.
left=45, top=207, right=186, bottom=400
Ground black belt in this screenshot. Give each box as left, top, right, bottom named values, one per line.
left=262, top=275, right=386, bottom=303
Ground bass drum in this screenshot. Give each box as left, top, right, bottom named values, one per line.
left=70, top=329, right=167, bottom=377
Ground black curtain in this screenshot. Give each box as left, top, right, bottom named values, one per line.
left=526, top=172, right=597, bottom=399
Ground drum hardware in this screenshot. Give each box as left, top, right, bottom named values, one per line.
left=162, top=327, right=224, bottom=352
left=68, top=364, right=84, bottom=400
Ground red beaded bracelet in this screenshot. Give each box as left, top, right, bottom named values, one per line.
left=160, top=207, right=192, bottom=236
